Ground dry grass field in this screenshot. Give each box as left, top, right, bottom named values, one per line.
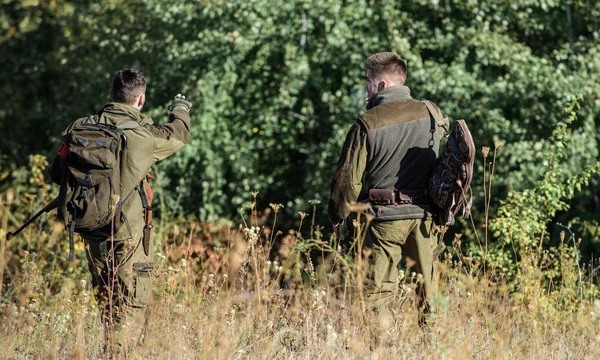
left=1, top=193, right=600, bottom=360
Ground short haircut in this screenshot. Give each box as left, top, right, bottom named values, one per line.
left=364, top=52, right=407, bottom=84
left=111, top=68, right=146, bottom=104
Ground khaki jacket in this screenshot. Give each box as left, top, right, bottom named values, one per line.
left=328, top=86, right=447, bottom=224
left=51, top=102, right=191, bottom=240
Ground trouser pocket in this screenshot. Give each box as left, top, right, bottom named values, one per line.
left=132, top=262, right=153, bottom=307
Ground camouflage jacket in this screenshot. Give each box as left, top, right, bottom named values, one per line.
left=328, top=86, right=448, bottom=224
left=51, top=102, right=191, bottom=240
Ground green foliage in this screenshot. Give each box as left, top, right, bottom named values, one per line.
left=490, top=99, right=599, bottom=251
left=0, top=1, right=598, bottom=252
left=477, top=99, right=600, bottom=305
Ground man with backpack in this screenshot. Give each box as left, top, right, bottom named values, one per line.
left=328, top=52, right=448, bottom=331
left=50, top=68, right=192, bottom=351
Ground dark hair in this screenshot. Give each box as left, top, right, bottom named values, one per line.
left=364, top=52, right=407, bottom=84
left=111, top=68, right=146, bottom=104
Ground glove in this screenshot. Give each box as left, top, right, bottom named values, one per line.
left=168, top=94, right=192, bottom=113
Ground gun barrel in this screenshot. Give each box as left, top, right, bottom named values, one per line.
left=5, top=197, right=58, bottom=241
left=44, top=197, right=59, bottom=213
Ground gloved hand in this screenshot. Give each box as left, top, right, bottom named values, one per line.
left=168, top=94, right=192, bottom=113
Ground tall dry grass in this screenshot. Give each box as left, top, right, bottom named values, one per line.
left=1, top=145, right=600, bottom=358
left=1, top=192, right=599, bottom=359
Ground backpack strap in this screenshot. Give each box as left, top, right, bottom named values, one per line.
left=66, top=202, right=77, bottom=261
left=109, top=120, right=142, bottom=240
left=117, top=120, right=141, bottom=130
left=422, top=101, right=449, bottom=135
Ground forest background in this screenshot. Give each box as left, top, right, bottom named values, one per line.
left=1, top=0, right=599, bottom=259
left=1, top=0, right=600, bottom=357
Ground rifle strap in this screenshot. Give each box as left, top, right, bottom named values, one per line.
left=68, top=206, right=77, bottom=261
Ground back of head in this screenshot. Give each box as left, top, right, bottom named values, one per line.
left=364, top=52, right=407, bottom=85
left=111, top=68, right=146, bottom=105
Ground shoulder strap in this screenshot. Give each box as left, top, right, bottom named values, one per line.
left=421, top=100, right=449, bottom=133
left=117, top=120, right=141, bottom=130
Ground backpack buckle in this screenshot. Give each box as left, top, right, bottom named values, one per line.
left=79, top=174, right=93, bottom=199
left=440, top=123, right=450, bottom=138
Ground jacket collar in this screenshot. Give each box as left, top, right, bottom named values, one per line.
left=97, top=102, right=153, bottom=125
left=366, top=85, right=412, bottom=110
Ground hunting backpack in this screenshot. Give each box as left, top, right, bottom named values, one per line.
left=423, top=102, right=475, bottom=226
left=57, top=115, right=141, bottom=260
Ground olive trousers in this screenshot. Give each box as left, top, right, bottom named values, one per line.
left=364, top=218, right=438, bottom=328
left=84, top=231, right=153, bottom=349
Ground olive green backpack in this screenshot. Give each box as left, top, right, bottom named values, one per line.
left=57, top=115, right=140, bottom=260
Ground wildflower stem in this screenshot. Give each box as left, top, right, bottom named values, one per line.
left=310, top=204, right=317, bottom=239
left=469, top=213, right=484, bottom=257
left=269, top=211, right=278, bottom=252
left=482, top=149, right=489, bottom=273
left=0, top=194, right=10, bottom=299
left=185, top=223, right=196, bottom=304
left=355, top=212, right=364, bottom=313
left=297, top=217, right=305, bottom=242
left=486, top=146, right=498, bottom=265
left=238, top=209, right=248, bottom=229
left=557, top=222, right=583, bottom=308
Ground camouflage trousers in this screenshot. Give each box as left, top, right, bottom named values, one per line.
left=84, top=230, right=153, bottom=349
left=364, top=218, right=439, bottom=329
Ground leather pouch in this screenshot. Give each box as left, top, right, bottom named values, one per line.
left=398, top=192, right=413, bottom=204
left=369, top=189, right=395, bottom=205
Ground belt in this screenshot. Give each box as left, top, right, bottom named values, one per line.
left=368, top=188, right=432, bottom=205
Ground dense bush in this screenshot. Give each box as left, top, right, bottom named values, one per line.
left=0, top=1, right=598, bottom=255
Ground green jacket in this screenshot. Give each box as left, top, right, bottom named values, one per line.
left=51, top=102, right=191, bottom=240
left=328, top=86, right=448, bottom=224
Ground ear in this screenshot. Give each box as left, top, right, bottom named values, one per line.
left=137, top=93, right=145, bottom=108
left=109, top=88, right=114, bottom=101
left=377, top=79, right=389, bottom=92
